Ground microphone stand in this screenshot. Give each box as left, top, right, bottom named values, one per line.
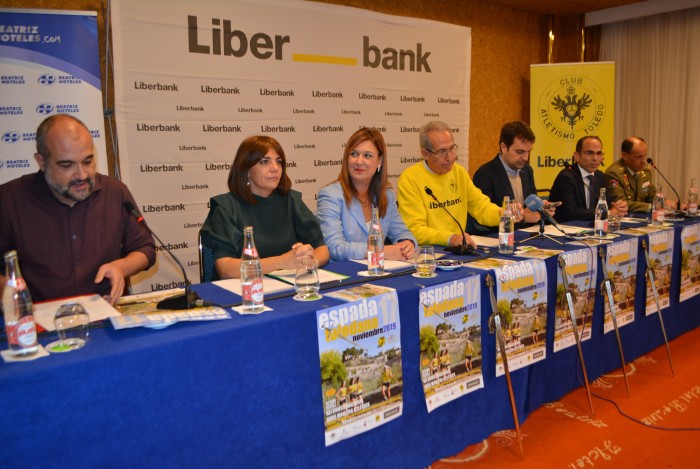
left=648, top=158, right=682, bottom=214
left=519, top=218, right=563, bottom=246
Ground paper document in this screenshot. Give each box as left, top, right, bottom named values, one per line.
left=266, top=268, right=349, bottom=285
left=470, top=235, right=499, bottom=247
left=213, top=276, right=294, bottom=295
left=351, top=258, right=416, bottom=270
left=34, top=294, right=119, bottom=331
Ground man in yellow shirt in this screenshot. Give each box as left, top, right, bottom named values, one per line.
left=398, top=121, right=503, bottom=249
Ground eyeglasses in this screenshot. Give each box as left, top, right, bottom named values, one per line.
left=425, top=144, right=458, bottom=158
left=581, top=150, right=605, bottom=157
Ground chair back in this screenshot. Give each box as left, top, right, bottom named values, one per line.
left=198, top=228, right=215, bottom=283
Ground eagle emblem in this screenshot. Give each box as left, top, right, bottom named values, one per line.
left=551, top=89, right=592, bottom=130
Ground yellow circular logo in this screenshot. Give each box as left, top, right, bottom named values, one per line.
left=537, top=74, right=608, bottom=141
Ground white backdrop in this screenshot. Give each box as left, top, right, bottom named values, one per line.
left=111, top=0, right=471, bottom=293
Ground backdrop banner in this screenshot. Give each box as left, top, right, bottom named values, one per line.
left=110, top=0, right=471, bottom=293
left=0, top=8, right=107, bottom=184
left=529, top=62, right=615, bottom=193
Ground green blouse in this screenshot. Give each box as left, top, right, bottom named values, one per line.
left=201, top=189, right=325, bottom=273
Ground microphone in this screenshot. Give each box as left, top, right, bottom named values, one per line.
left=647, top=158, right=682, bottom=211
left=124, top=201, right=205, bottom=310
left=424, top=186, right=474, bottom=255
left=568, top=163, right=599, bottom=206
left=524, top=194, right=567, bottom=235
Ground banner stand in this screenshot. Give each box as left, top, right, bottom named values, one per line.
left=599, top=248, right=631, bottom=396
left=641, top=239, right=675, bottom=376
left=486, top=274, right=524, bottom=459
left=558, top=256, right=594, bottom=416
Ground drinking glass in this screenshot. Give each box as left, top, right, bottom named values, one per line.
left=414, top=246, right=437, bottom=278
left=50, top=303, right=89, bottom=352
left=294, top=258, right=321, bottom=300
left=608, top=217, right=621, bottom=233
left=508, top=199, right=523, bottom=223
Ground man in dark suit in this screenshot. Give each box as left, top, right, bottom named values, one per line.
left=471, top=120, right=550, bottom=232
left=549, top=135, right=628, bottom=222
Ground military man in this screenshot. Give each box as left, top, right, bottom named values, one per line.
left=604, top=136, right=655, bottom=212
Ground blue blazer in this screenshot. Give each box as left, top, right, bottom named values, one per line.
left=317, top=182, right=417, bottom=260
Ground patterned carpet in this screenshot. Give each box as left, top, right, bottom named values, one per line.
left=429, top=325, right=700, bottom=468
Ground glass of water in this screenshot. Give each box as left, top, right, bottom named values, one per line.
left=49, top=303, right=89, bottom=352
left=294, top=258, right=321, bottom=300
left=414, top=246, right=437, bottom=278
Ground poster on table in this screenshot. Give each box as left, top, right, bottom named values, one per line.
left=602, top=238, right=638, bottom=333
left=679, top=223, right=700, bottom=302
left=494, top=259, right=548, bottom=376
left=316, top=285, right=402, bottom=446
left=554, top=248, right=596, bottom=353
left=417, top=275, right=483, bottom=413
left=110, top=0, right=471, bottom=293
left=644, top=229, right=674, bottom=315
left=0, top=8, right=107, bottom=184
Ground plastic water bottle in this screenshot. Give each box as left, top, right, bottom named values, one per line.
left=498, top=196, right=514, bottom=254
left=652, top=183, right=665, bottom=226
left=367, top=207, right=385, bottom=275
left=240, top=226, right=264, bottom=313
left=2, top=250, right=38, bottom=356
left=594, top=188, right=609, bottom=236
left=688, top=177, right=698, bottom=216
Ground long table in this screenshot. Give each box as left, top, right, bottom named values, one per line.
left=2, top=218, right=699, bottom=468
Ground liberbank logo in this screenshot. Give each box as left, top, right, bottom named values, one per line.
left=186, top=16, right=432, bottom=72
left=537, top=75, right=607, bottom=140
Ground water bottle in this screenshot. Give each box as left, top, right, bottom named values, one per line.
left=498, top=196, right=514, bottom=254
left=367, top=207, right=385, bottom=275
left=688, top=177, right=698, bottom=216
left=652, top=183, right=665, bottom=226
left=2, top=250, right=39, bottom=356
left=240, top=226, right=264, bottom=313
left=594, top=188, right=609, bottom=236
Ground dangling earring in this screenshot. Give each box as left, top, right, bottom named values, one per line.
left=246, top=177, right=251, bottom=186
left=377, top=165, right=381, bottom=173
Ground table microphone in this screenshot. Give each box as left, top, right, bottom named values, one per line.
left=567, top=163, right=599, bottom=206
left=524, top=194, right=567, bottom=235
left=647, top=158, right=682, bottom=212
left=424, top=186, right=474, bottom=255
left=124, top=201, right=205, bottom=310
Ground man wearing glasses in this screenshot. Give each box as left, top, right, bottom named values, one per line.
left=549, top=135, right=628, bottom=221
left=604, top=136, right=655, bottom=212
left=397, top=120, right=502, bottom=249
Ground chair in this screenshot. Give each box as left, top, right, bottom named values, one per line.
left=198, top=228, right=215, bottom=283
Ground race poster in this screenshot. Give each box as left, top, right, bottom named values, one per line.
left=418, top=275, right=483, bottom=413
left=316, top=286, right=402, bottom=446
left=644, top=229, right=674, bottom=315
left=554, top=248, right=596, bottom=353
left=494, top=259, right=548, bottom=376
left=679, top=223, right=700, bottom=302
left=602, top=239, right=638, bottom=333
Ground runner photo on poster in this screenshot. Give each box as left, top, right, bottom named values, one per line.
left=603, top=238, right=638, bottom=333
left=316, top=287, right=402, bottom=446
left=645, top=229, right=674, bottom=315
left=554, top=248, right=596, bottom=352
left=679, top=223, right=700, bottom=302
left=494, top=259, right=548, bottom=376
left=417, top=275, right=483, bottom=413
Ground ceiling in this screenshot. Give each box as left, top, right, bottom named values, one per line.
left=487, top=0, right=645, bottom=16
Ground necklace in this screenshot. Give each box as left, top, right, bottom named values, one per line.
left=357, top=195, right=370, bottom=207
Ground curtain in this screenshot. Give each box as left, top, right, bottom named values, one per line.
left=600, top=7, right=700, bottom=202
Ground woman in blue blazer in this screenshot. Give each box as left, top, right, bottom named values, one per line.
left=317, top=128, right=416, bottom=261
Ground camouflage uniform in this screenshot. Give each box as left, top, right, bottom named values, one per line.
left=604, top=159, right=654, bottom=212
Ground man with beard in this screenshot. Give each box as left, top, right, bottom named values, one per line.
left=0, top=114, right=155, bottom=303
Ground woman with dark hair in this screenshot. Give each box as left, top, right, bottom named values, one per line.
left=201, top=135, right=329, bottom=279
left=317, top=127, right=416, bottom=261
